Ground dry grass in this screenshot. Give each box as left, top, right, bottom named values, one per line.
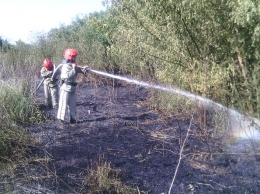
left=84, top=156, right=142, bottom=194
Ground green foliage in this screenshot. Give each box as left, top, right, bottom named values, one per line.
left=0, top=1, right=259, bottom=118
left=0, top=40, right=40, bottom=80
left=107, top=0, right=260, bottom=118
left=0, top=82, right=42, bottom=125
left=0, top=37, right=12, bottom=52
left=0, top=82, right=40, bottom=165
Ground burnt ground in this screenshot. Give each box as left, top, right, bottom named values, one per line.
left=5, top=79, right=260, bottom=193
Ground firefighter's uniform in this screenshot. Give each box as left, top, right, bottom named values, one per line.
left=57, top=61, right=81, bottom=123
left=41, top=63, right=59, bottom=109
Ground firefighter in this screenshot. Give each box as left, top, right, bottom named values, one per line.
left=40, top=58, right=59, bottom=109
left=57, top=48, right=89, bottom=124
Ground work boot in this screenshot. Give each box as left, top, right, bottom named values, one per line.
left=45, top=103, right=52, bottom=110
left=70, top=118, right=77, bottom=124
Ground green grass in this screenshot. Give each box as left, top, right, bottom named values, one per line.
left=0, top=81, right=42, bottom=165
left=148, top=90, right=228, bottom=136
left=0, top=81, right=42, bottom=125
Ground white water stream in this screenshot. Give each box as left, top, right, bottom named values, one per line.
left=91, top=69, right=260, bottom=145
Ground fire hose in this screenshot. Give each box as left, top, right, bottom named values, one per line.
left=31, top=64, right=90, bottom=95
left=31, top=78, right=44, bottom=95
left=51, top=63, right=90, bottom=79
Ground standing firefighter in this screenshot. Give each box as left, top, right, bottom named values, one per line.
left=41, top=58, right=59, bottom=109
left=57, top=48, right=89, bottom=124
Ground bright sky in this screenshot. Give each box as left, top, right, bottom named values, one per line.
left=0, top=0, right=106, bottom=44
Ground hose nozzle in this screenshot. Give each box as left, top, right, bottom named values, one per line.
left=82, top=67, right=91, bottom=74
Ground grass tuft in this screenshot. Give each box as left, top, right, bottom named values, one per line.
left=85, top=157, right=138, bottom=193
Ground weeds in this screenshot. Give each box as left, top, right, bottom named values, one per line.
left=0, top=123, right=35, bottom=164
left=0, top=81, right=42, bottom=125
left=85, top=157, right=137, bottom=194
left=0, top=81, right=42, bottom=165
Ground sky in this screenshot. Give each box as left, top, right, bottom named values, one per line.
left=0, top=0, right=106, bottom=44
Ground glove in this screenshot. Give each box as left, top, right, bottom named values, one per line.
left=72, top=63, right=77, bottom=69
left=82, top=66, right=91, bottom=74
left=45, top=78, right=52, bottom=84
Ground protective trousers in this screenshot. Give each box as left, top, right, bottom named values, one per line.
left=57, top=89, right=76, bottom=122
left=44, top=84, right=58, bottom=108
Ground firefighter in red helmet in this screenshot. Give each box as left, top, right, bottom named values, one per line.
left=40, top=58, right=59, bottom=109
left=57, top=48, right=89, bottom=124
left=63, top=48, right=78, bottom=62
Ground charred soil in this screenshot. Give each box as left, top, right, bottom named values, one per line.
left=7, top=79, right=260, bottom=193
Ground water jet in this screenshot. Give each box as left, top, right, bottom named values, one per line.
left=90, top=69, right=260, bottom=147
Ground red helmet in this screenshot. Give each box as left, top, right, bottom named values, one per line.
left=43, top=58, right=53, bottom=69
left=64, top=48, right=78, bottom=61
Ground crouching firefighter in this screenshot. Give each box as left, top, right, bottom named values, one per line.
left=40, top=58, right=59, bottom=109
left=57, top=48, right=90, bottom=124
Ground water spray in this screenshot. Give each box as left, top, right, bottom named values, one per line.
left=50, top=64, right=260, bottom=142
left=89, top=69, right=260, bottom=142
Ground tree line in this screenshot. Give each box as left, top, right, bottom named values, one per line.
left=0, top=0, right=259, bottom=118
